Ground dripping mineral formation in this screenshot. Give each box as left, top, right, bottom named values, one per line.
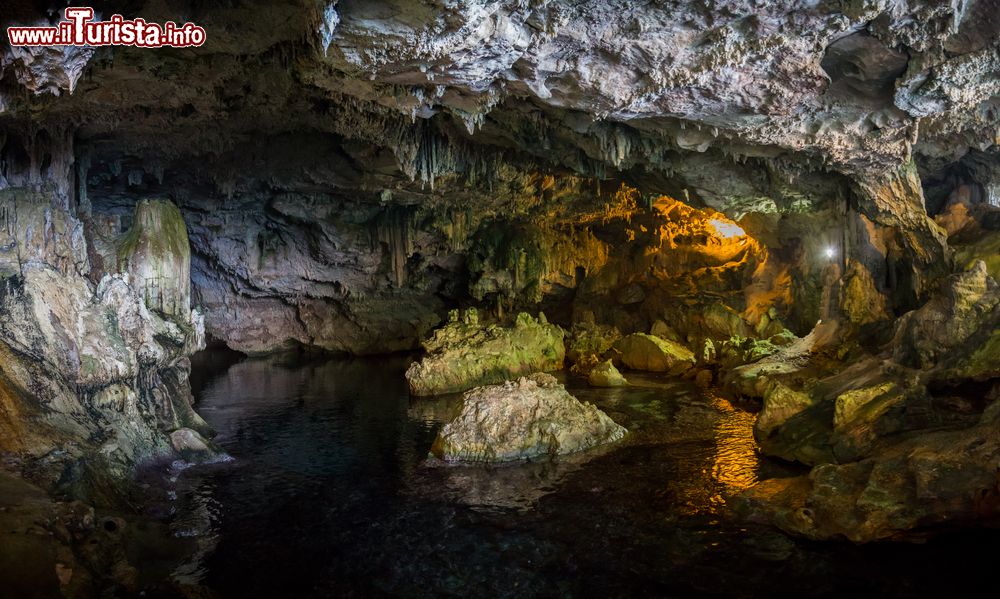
left=1, top=0, right=1000, bottom=593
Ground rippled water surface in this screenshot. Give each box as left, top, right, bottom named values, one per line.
left=155, top=352, right=997, bottom=597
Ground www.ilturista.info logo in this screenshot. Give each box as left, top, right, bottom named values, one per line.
left=7, top=7, right=206, bottom=48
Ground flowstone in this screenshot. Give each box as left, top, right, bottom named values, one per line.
left=0, top=191, right=212, bottom=499
left=117, top=199, right=192, bottom=318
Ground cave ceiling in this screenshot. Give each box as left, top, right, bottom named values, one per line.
left=0, top=0, right=998, bottom=217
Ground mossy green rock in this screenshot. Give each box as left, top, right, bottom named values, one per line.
left=718, top=335, right=783, bottom=368
left=588, top=360, right=628, bottom=387
left=613, top=333, right=694, bottom=374
left=117, top=199, right=191, bottom=317
left=954, top=230, right=1000, bottom=282
left=755, top=383, right=813, bottom=439
left=566, top=323, right=622, bottom=365
left=431, top=373, right=626, bottom=462
left=833, top=382, right=899, bottom=430
left=840, top=261, right=891, bottom=326
left=405, top=310, right=566, bottom=396
left=942, top=328, right=1000, bottom=380
left=892, top=261, right=997, bottom=370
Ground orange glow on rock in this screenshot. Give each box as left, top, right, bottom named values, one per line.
left=708, top=217, right=746, bottom=239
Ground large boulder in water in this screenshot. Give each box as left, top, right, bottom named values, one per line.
left=430, top=373, right=626, bottom=462
left=613, top=333, right=695, bottom=374
left=405, top=309, right=565, bottom=396
left=588, top=360, right=628, bottom=387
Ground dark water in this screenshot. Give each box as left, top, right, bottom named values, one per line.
left=153, top=352, right=997, bottom=598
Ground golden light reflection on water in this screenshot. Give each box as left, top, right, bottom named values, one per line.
left=671, top=394, right=761, bottom=516
left=708, top=395, right=760, bottom=500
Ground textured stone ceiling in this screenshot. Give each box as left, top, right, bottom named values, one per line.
left=1, top=0, right=999, bottom=206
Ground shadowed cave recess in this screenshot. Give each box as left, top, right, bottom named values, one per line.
left=1, top=0, right=1000, bottom=596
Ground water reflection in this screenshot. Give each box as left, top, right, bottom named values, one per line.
left=152, top=352, right=1000, bottom=598
left=164, top=354, right=769, bottom=589
left=709, top=396, right=761, bottom=510
left=169, top=482, right=222, bottom=584
left=398, top=371, right=765, bottom=514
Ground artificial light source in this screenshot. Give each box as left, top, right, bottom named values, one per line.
left=707, top=218, right=745, bottom=239
left=824, top=246, right=836, bottom=259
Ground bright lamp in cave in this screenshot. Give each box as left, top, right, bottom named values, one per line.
left=707, top=218, right=745, bottom=239
left=824, top=246, right=836, bottom=259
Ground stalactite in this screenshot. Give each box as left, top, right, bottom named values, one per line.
left=441, top=208, right=471, bottom=250
left=372, top=205, right=415, bottom=287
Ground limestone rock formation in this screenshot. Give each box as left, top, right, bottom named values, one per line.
left=0, top=0, right=998, bottom=548
left=1, top=0, right=994, bottom=357
left=613, top=333, right=695, bottom=374
left=755, top=383, right=814, bottom=441
left=892, top=260, right=998, bottom=372
left=430, top=373, right=626, bottom=463
left=0, top=471, right=134, bottom=596
left=0, top=189, right=211, bottom=499
left=727, top=260, right=1000, bottom=541
left=116, top=200, right=192, bottom=318
left=587, top=360, right=628, bottom=388
left=406, top=309, right=566, bottom=396
left=566, top=322, right=623, bottom=374
left=737, top=403, right=1000, bottom=542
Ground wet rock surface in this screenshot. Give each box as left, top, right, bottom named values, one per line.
left=430, top=373, right=626, bottom=463
left=0, top=463, right=197, bottom=597
left=587, top=360, right=628, bottom=388
left=406, top=309, right=566, bottom=396
left=613, top=333, right=696, bottom=374
left=727, top=256, right=1000, bottom=541
left=0, top=188, right=214, bottom=501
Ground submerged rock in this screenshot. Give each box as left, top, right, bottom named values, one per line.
left=587, top=360, right=628, bottom=387
left=430, top=373, right=626, bottom=463
left=405, top=309, right=566, bottom=396
left=613, top=333, right=695, bottom=374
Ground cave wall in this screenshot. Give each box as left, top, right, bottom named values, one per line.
left=0, top=185, right=209, bottom=501
left=0, top=0, right=998, bottom=512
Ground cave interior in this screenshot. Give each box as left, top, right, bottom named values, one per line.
left=1, top=0, right=999, bottom=596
